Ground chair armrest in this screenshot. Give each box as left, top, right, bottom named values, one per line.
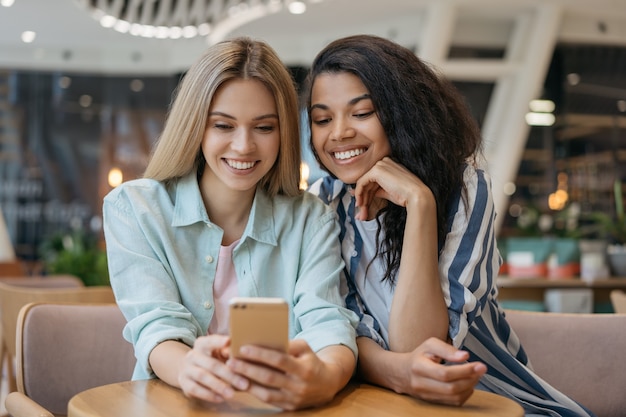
left=4, top=391, right=54, bottom=417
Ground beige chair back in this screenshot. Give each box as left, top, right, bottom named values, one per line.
left=0, top=277, right=115, bottom=392
left=504, top=309, right=626, bottom=417
left=0, top=276, right=86, bottom=394
left=609, top=289, right=626, bottom=314
left=0, top=275, right=83, bottom=288
left=9, top=302, right=135, bottom=416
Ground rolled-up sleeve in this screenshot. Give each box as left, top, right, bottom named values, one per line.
left=291, top=200, right=359, bottom=358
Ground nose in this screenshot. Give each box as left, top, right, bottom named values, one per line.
left=231, top=129, right=255, bottom=153
left=329, top=118, right=356, bottom=141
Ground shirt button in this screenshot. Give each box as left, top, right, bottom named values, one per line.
left=205, top=255, right=214, bottom=263
left=203, top=301, right=212, bottom=309
left=352, top=251, right=358, bottom=257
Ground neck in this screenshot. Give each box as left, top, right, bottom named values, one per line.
left=199, top=173, right=254, bottom=245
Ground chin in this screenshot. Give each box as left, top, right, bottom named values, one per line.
left=335, top=174, right=360, bottom=185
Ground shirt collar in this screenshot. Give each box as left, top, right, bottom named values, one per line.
left=172, top=173, right=208, bottom=227
left=244, top=187, right=277, bottom=247
left=172, top=172, right=277, bottom=247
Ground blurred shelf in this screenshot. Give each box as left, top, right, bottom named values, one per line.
left=498, top=277, right=626, bottom=288
left=497, top=276, right=626, bottom=307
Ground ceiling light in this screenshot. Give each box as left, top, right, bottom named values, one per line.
left=288, top=1, right=307, bottom=14
left=100, top=15, right=117, bottom=28
left=1, top=0, right=15, bottom=7
left=21, top=31, right=36, bottom=43
left=525, top=112, right=555, bottom=127
left=529, top=99, right=555, bottom=113
left=169, top=26, right=183, bottom=39
left=77, top=0, right=324, bottom=41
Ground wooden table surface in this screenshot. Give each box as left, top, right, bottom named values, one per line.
left=68, top=379, right=524, bottom=417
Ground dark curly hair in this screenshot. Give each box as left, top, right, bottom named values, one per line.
left=304, top=34, right=482, bottom=284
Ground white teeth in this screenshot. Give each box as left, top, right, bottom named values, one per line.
left=334, top=148, right=365, bottom=160
left=226, top=160, right=255, bottom=170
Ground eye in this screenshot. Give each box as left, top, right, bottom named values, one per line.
left=354, top=110, right=375, bottom=119
left=213, top=122, right=233, bottom=130
left=312, top=117, right=331, bottom=126
left=256, top=125, right=276, bottom=133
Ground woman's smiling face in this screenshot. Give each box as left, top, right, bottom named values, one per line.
left=310, top=72, right=391, bottom=185
left=202, top=78, right=280, bottom=195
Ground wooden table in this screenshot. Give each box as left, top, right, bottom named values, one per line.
left=68, top=379, right=524, bottom=417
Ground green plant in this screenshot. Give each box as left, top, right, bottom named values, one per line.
left=39, top=230, right=110, bottom=286
left=589, top=180, right=626, bottom=245
left=514, top=203, right=584, bottom=239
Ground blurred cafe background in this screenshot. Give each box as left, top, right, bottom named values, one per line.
left=1, top=1, right=625, bottom=307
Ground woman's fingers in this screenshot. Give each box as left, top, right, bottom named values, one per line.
left=226, top=345, right=292, bottom=388
left=396, top=338, right=487, bottom=406
left=225, top=340, right=327, bottom=410
left=353, top=157, right=431, bottom=219
left=179, top=335, right=249, bottom=403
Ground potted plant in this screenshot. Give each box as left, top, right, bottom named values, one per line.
left=589, top=179, right=626, bottom=277
left=39, top=229, right=110, bottom=286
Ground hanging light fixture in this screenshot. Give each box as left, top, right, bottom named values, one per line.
left=74, top=0, right=322, bottom=42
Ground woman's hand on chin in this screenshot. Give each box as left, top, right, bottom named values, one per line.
left=353, top=157, right=435, bottom=220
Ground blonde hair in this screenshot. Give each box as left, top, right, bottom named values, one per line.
left=144, top=37, right=301, bottom=197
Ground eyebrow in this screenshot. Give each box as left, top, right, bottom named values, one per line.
left=209, top=111, right=279, bottom=121
left=310, top=93, right=372, bottom=111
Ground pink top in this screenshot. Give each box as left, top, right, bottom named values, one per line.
left=208, top=239, right=239, bottom=335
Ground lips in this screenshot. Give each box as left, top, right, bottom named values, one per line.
left=225, top=159, right=256, bottom=170
left=333, top=148, right=366, bottom=160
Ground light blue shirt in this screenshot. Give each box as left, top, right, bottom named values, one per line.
left=103, top=172, right=358, bottom=379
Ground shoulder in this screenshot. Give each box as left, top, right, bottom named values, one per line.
left=453, top=166, right=494, bottom=208
left=307, top=176, right=347, bottom=204
left=273, top=190, right=335, bottom=220
left=446, top=166, right=494, bottom=225
left=463, top=165, right=492, bottom=193
left=104, top=178, right=165, bottom=201
left=103, top=178, right=173, bottom=213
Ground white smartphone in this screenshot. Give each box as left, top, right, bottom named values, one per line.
left=229, top=297, right=289, bottom=358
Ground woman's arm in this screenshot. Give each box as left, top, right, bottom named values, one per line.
left=149, top=340, right=190, bottom=387
left=388, top=186, right=448, bottom=350
left=353, top=157, right=448, bottom=350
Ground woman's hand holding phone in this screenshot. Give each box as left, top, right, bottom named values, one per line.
left=177, top=335, right=250, bottom=403
left=227, top=339, right=349, bottom=410
left=226, top=297, right=352, bottom=409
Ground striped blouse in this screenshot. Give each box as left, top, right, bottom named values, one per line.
left=309, top=166, right=594, bottom=417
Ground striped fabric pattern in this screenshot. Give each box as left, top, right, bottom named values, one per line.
left=308, top=166, right=594, bottom=417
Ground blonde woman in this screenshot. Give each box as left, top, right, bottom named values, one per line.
left=103, top=37, right=357, bottom=410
